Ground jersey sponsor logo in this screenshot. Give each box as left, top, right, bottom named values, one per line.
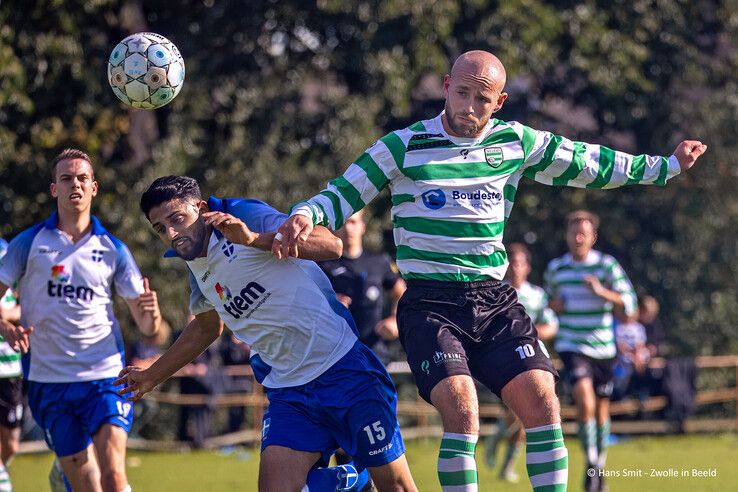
left=48, top=264, right=94, bottom=301
left=215, top=282, right=232, bottom=301
left=51, top=265, right=70, bottom=283
left=219, top=282, right=270, bottom=319
left=37, top=247, right=60, bottom=255
left=420, top=360, right=430, bottom=374
left=460, top=149, right=470, bottom=159
left=451, top=189, right=502, bottom=203
left=421, top=189, right=446, bottom=210
left=484, top=146, right=504, bottom=167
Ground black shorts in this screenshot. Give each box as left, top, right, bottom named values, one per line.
left=0, top=377, right=23, bottom=428
left=397, top=279, right=558, bottom=403
left=559, top=352, right=615, bottom=398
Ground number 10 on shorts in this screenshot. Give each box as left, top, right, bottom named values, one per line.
left=363, top=420, right=386, bottom=445
left=515, top=343, right=536, bottom=359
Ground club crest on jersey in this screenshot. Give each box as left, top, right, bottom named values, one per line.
left=221, top=240, right=235, bottom=258
left=484, top=146, right=504, bottom=168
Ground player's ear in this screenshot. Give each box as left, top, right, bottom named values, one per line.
left=91, top=179, right=98, bottom=197
left=50, top=182, right=57, bottom=198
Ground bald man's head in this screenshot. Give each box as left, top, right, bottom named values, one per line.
left=450, top=50, right=507, bottom=92
left=442, top=50, right=509, bottom=138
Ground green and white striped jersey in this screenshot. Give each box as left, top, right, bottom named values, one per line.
left=513, top=281, right=558, bottom=328
left=292, top=112, right=680, bottom=281
left=544, top=250, right=636, bottom=359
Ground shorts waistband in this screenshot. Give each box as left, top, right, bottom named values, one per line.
left=405, top=279, right=502, bottom=290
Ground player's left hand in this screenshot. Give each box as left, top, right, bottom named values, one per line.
left=672, top=140, right=707, bottom=171
left=202, top=211, right=258, bottom=246
left=115, top=366, right=156, bottom=402
left=137, top=277, right=161, bottom=335
left=583, top=275, right=604, bottom=296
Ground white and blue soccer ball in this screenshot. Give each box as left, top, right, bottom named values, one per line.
left=107, top=32, right=185, bottom=109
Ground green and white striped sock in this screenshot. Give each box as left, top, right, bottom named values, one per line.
left=579, top=419, right=598, bottom=466
left=438, top=432, right=478, bottom=491
left=0, top=463, right=11, bottom=492
left=525, top=423, right=568, bottom=491
left=597, top=419, right=610, bottom=468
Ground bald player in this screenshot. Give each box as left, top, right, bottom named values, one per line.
left=276, top=50, right=706, bottom=491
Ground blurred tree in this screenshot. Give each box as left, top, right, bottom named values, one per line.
left=0, top=0, right=736, bottom=354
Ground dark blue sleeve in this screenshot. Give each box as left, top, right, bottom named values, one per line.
left=224, top=198, right=288, bottom=234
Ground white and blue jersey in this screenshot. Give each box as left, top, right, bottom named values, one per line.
left=169, top=197, right=405, bottom=468
left=175, top=197, right=358, bottom=388
left=0, top=213, right=144, bottom=383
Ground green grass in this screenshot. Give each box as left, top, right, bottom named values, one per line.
left=11, top=434, right=738, bottom=491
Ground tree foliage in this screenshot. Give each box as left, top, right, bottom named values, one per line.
left=1, top=0, right=736, bottom=353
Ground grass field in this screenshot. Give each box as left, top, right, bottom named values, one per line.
left=11, top=434, right=737, bottom=491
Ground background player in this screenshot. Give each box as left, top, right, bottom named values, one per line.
left=0, top=148, right=161, bottom=492
left=545, top=210, right=637, bottom=491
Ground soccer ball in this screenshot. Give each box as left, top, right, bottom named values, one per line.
left=107, top=32, right=185, bottom=109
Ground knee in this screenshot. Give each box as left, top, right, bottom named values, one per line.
left=520, top=393, right=561, bottom=428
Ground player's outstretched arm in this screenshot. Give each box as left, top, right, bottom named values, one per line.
left=127, top=277, right=162, bottom=337
left=518, top=123, right=707, bottom=188
left=115, top=309, right=222, bottom=402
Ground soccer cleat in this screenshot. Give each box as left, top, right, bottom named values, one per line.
left=499, top=468, right=520, bottom=483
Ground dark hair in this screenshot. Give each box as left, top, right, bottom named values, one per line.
left=51, top=148, right=93, bottom=181
left=140, top=176, right=202, bottom=220
left=507, top=242, right=531, bottom=264
left=566, top=209, right=600, bottom=231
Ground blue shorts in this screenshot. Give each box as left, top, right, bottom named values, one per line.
left=28, top=378, right=133, bottom=457
left=261, top=342, right=405, bottom=470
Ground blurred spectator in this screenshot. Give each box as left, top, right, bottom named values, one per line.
left=485, top=243, right=558, bottom=483
left=126, top=319, right=171, bottom=438
left=175, top=315, right=226, bottom=448
left=638, top=295, right=667, bottom=357
left=318, top=210, right=406, bottom=365
left=219, top=332, right=252, bottom=434
left=612, top=313, right=651, bottom=402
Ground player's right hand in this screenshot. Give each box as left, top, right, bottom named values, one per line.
left=115, top=366, right=156, bottom=402
left=273, top=214, right=314, bottom=260
left=0, top=319, right=33, bottom=353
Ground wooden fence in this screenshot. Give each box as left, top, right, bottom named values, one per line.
left=17, top=354, right=738, bottom=453
left=117, top=354, right=738, bottom=450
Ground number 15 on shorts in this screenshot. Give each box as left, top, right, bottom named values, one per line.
left=363, top=420, right=386, bottom=445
